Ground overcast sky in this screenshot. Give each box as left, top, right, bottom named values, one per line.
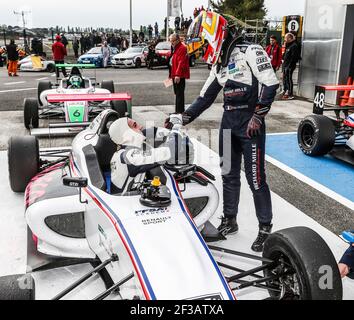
left=0, top=0, right=306, bottom=30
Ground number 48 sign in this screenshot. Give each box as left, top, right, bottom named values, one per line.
left=313, top=86, right=326, bottom=115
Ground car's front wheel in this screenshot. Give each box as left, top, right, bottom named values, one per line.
left=263, top=227, right=342, bottom=300
left=46, top=63, right=55, bottom=73
left=24, top=98, right=39, bottom=129
left=101, top=80, right=115, bottom=93
left=8, top=136, right=39, bottom=192
left=135, top=58, right=142, bottom=68
left=37, top=80, right=52, bottom=106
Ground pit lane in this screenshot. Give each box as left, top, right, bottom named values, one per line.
left=0, top=65, right=353, bottom=298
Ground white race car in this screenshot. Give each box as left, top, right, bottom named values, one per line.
left=24, top=64, right=130, bottom=135
left=18, top=55, right=56, bottom=73
left=3, top=110, right=343, bottom=300
left=112, top=46, right=148, bottom=68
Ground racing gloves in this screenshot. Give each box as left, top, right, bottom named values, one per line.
left=246, top=114, right=263, bottom=138
left=246, top=104, right=271, bottom=138
left=164, top=112, right=193, bottom=130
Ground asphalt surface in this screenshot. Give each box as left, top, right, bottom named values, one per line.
left=0, top=64, right=222, bottom=110
left=0, top=65, right=352, bottom=235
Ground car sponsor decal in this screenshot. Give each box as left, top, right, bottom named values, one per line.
left=257, top=63, right=272, bottom=72
left=256, top=57, right=268, bottom=65
left=25, top=162, right=74, bottom=209
left=256, top=50, right=265, bottom=56
left=70, top=157, right=155, bottom=300
left=166, top=171, right=235, bottom=300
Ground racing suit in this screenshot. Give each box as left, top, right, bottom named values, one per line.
left=110, top=118, right=174, bottom=195
left=339, top=246, right=354, bottom=279
left=185, top=42, right=279, bottom=225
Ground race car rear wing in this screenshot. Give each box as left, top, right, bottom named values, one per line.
left=313, top=85, right=354, bottom=115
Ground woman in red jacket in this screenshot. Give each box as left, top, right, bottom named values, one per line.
left=169, top=33, right=190, bottom=113
left=266, top=35, right=282, bottom=72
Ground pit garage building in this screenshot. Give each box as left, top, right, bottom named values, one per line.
left=299, top=0, right=354, bottom=104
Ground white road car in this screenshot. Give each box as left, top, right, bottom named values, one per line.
left=19, top=55, right=56, bottom=73
left=112, top=46, right=148, bottom=68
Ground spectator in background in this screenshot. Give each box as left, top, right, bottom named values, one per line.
left=80, top=35, right=86, bottom=54
left=52, top=35, right=67, bottom=77
left=6, top=39, right=19, bottom=77
left=175, top=16, right=181, bottom=32
left=169, top=33, right=190, bottom=114
left=60, top=33, right=69, bottom=48
left=154, top=22, right=159, bottom=38
left=148, top=24, right=153, bottom=40
left=266, top=35, right=282, bottom=72
left=101, top=41, right=110, bottom=68
left=139, top=28, right=145, bottom=43
left=122, top=37, right=129, bottom=51
left=73, top=37, right=80, bottom=58
left=282, top=33, right=301, bottom=100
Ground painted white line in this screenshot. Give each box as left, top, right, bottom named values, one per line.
left=114, top=79, right=206, bottom=85
left=36, top=77, right=48, bottom=81
left=4, top=81, right=26, bottom=86
left=0, top=87, right=36, bottom=94
left=266, top=154, right=354, bottom=210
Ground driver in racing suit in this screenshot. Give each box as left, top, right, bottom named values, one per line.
left=109, top=116, right=186, bottom=195
left=166, top=11, right=279, bottom=252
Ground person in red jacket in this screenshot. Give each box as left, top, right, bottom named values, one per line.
left=169, top=33, right=190, bottom=113
left=266, top=35, right=282, bottom=72
left=52, top=35, right=67, bottom=77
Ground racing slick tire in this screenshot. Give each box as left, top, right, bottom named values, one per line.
left=0, top=274, right=35, bottom=300
left=38, top=80, right=52, bottom=106
left=298, top=115, right=335, bottom=156
left=135, top=58, right=142, bottom=68
left=46, top=63, right=56, bottom=73
left=101, top=80, right=115, bottom=93
left=24, top=98, right=39, bottom=129
left=111, top=101, right=128, bottom=118
left=8, top=136, right=39, bottom=193
left=263, top=227, right=342, bottom=300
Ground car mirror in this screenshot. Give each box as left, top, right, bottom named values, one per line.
left=63, top=177, right=88, bottom=188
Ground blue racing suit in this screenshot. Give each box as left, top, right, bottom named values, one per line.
left=185, top=41, right=279, bottom=224
left=340, top=246, right=354, bottom=279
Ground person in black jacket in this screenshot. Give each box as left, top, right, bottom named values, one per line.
left=6, top=39, right=19, bottom=77
left=282, top=33, right=300, bottom=100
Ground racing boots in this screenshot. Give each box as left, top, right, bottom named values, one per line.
left=217, top=216, right=239, bottom=237
left=251, top=224, right=273, bottom=252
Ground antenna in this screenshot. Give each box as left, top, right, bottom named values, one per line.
left=13, top=9, right=31, bottom=48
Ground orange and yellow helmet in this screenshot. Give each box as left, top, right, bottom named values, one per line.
left=186, top=11, right=228, bottom=65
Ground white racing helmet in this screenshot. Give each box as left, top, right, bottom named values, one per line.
left=109, top=117, right=145, bottom=148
